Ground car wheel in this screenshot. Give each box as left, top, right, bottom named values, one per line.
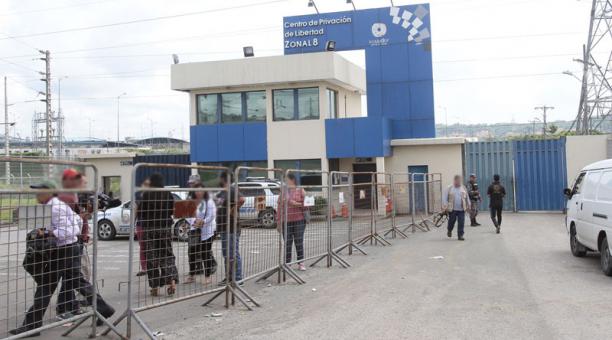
left=98, top=220, right=116, bottom=241
left=601, top=236, right=612, bottom=276
left=570, top=225, right=587, bottom=257
left=259, top=209, right=276, bottom=229
left=174, top=219, right=190, bottom=242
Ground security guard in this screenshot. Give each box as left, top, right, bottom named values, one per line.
left=467, top=174, right=481, bottom=226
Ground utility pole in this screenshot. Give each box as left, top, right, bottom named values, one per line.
left=4, top=77, right=8, bottom=184
left=39, top=50, right=52, bottom=157
left=535, top=106, right=554, bottom=137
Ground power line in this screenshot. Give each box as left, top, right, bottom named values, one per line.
left=0, top=0, right=119, bottom=17
left=0, top=0, right=288, bottom=41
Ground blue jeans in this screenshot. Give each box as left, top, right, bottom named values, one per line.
left=447, top=211, right=465, bottom=237
left=220, top=231, right=242, bottom=281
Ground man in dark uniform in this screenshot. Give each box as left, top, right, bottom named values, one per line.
left=487, top=174, right=506, bottom=234
left=467, top=174, right=481, bottom=227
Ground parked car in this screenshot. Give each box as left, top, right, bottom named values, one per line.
left=238, top=179, right=281, bottom=228
left=565, top=159, right=612, bottom=276
left=95, top=192, right=190, bottom=242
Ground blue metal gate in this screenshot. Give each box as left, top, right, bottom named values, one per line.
left=514, top=139, right=567, bottom=211
left=133, top=154, right=191, bottom=187
left=465, top=141, right=515, bottom=211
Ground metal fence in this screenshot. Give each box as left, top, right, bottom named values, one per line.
left=0, top=157, right=121, bottom=340
left=0, top=166, right=444, bottom=339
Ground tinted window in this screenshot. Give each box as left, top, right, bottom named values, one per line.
left=221, top=93, right=242, bottom=123
left=298, top=88, right=319, bottom=120
left=573, top=172, right=586, bottom=194
left=197, top=94, right=217, bottom=124
left=597, top=171, right=612, bottom=202
left=273, top=89, right=294, bottom=121
left=327, top=88, right=338, bottom=119
left=584, top=171, right=602, bottom=200
left=246, top=91, right=266, bottom=122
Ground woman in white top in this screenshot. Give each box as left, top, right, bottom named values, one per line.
left=185, top=181, right=217, bottom=285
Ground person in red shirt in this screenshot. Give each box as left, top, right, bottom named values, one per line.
left=277, top=174, right=307, bottom=271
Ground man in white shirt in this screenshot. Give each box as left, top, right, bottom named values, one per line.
left=11, top=181, right=114, bottom=337
left=442, top=175, right=471, bottom=241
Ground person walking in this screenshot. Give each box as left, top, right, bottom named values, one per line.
left=135, top=177, right=150, bottom=277
left=216, top=172, right=244, bottom=285
left=185, top=181, right=217, bottom=285
left=467, top=174, right=481, bottom=227
left=487, top=174, right=506, bottom=234
left=443, top=175, right=471, bottom=241
left=136, top=173, right=179, bottom=296
left=10, top=181, right=114, bottom=336
left=277, top=173, right=307, bottom=271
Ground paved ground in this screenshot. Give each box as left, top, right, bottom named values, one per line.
left=7, top=212, right=612, bottom=339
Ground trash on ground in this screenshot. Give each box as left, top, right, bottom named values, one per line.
left=429, top=256, right=445, bottom=260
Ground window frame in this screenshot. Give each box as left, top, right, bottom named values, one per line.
left=272, top=87, right=320, bottom=121
left=196, top=91, right=267, bottom=125
left=326, top=88, right=339, bottom=119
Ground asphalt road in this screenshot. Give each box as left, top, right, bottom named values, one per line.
left=5, top=213, right=612, bottom=339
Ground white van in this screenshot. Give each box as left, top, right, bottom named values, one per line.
left=565, top=159, right=612, bottom=276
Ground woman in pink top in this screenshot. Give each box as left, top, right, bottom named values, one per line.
left=277, top=173, right=307, bottom=271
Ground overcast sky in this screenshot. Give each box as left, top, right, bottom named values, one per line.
left=0, top=0, right=592, bottom=141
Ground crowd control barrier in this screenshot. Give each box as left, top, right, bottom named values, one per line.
left=0, top=157, right=121, bottom=340
left=108, top=163, right=237, bottom=340
left=234, top=167, right=305, bottom=286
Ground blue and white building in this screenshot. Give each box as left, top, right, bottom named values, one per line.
left=171, top=4, right=466, bottom=184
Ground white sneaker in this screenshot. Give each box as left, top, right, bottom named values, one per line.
left=298, top=263, right=306, bottom=271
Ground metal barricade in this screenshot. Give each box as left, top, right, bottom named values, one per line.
left=284, top=170, right=348, bottom=269
left=109, top=163, right=243, bottom=340
left=330, top=172, right=364, bottom=256
left=234, top=167, right=304, bottom=285
left=350, top=173, right=391, bottom=246
left=376, top=173, right=407, bottom=240
left=420, top=173, right=443, bottom=229
left=0, top=157, right=121, bottom=339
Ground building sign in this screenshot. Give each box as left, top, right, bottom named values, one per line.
left=283, top=4, right=435, bottom=139
left=120, top=160, right=133, bottom=166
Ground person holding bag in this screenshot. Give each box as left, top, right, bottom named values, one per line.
left=277, top=174, right=307, bottom=271
left=185, top=181, right=217, bottom=285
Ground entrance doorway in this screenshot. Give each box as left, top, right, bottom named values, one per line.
left=408, top=165, right=429, bottom=212
left=352, top=163, right=376, bottom=209
left=102, top=176, right=121, bottom=200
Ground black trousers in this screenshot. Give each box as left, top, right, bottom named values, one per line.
left=188, top=230, right=216, bottom=277
left=490, top=206, right=503, bottom=227
left=22, top=244, right=113, bottom=330
left=284, top=220, right=305, bottom=264
left=144, top=229, right=179, bottom=288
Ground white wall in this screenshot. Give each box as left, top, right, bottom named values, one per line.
left=385, top=143, right=464, bottom=190
left=83, top=155, right=134, bottom=203
left=566, top=135, right=610, bottom=185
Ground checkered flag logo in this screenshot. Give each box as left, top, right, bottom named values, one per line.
left=389, top=5, right=431, bottom=44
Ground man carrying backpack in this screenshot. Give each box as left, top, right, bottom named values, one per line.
left=487, top=174, right=506, bottom=234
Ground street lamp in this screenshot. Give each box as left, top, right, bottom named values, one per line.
left=57, top=76, right=68, bottom=155
left=308, top=0, right=319, bottom=14
left=116, top=92, right=127, bottom=144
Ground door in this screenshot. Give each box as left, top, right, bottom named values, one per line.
left=352, top=163, right=376, bottom=210
left=594, top=170, right=612, bottom=251
left=409, top=165, right=429, bottom=213
left=578, top=171, right=602, bottom=250
left=102, top=176, right=122, bottom=200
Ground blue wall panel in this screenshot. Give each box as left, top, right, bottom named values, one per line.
left=133, top=154, right=191, bottom=188
left=325, top=117, right=391, bottom=158
left=190, top=125, right=218, bottom=162
left=191, top=123, right=267, bottom=163
left=465, top=141, right=515, bottom=211
left=514, top=139, right=567, bottom=211
left=284, top=4, right=435, bottom=141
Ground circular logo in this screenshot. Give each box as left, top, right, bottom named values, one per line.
left=371, top=23, right=387, bottom=38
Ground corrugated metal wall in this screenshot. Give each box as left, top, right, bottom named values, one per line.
left=133, top=154, right=190, bottom=187
left=465, top=141, right=515, bottom=211
left=514, top=139, right=567, bottom=211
